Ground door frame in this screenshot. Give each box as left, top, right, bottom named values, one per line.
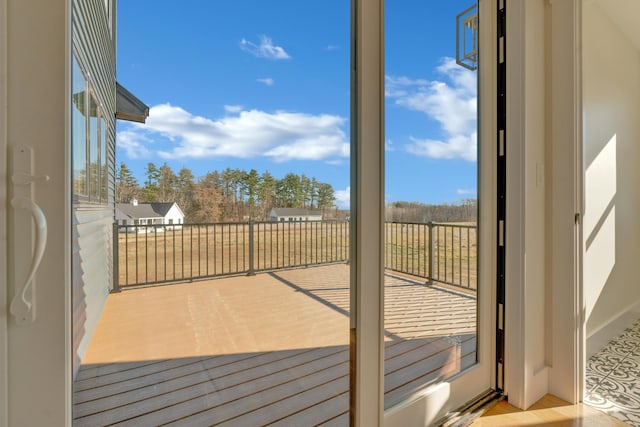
left=503, top=0, right=584, bottom=409
left=4, top=0, right=73, bottom=425
left=3, top=0, right=502, bottom=425
left=1, top=0, right=9, bottom=423
left=350, top=0, right=385, bottom=424
left=354, top=0, right=497, bottom=425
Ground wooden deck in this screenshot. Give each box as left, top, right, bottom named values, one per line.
left=73, top=264, right=476, bottom=426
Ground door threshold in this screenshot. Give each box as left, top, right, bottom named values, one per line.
left=440, top=389, right=504, bottom=427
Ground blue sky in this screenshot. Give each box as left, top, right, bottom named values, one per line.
left=116, top=1, right=478, bottom=208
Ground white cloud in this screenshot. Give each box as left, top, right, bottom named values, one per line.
left=126, top=103, right=348, bottom=162
left=334, top=186, right=350, bottom=209
left=240, top=35, right=290, bottom=60
left=406, top=133, right=477, bottom=162
left=257, top=77, right=275, bottom=86
left=387, top=57, right=477, bottom=162
left=456, top=188, right=477, bottom=195
left=385, top=139, right=395, bottom=152
left=325, top=159, right=345, bottom=166
left=224, top=105, right=243, bottom=113
left=325, top=45, right=339, bottom=51
left=117, top=129, right=151, bottom=159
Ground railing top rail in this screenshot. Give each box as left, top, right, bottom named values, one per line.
left=384, top=221, right=476, bottom=228
left=117, top=219, right=350, bottom=227
left=115, top=219, right=476, bottom=291
left=430, top=222, right=477, bottom=229
left=117, top=220, right=475, bottom=228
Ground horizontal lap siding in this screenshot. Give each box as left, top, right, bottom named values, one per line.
left=72, top=0, right=116, bottom=378
left=73, top=210, right=113, bottom=376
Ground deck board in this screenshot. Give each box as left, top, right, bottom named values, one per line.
left=77, top=348, right=345, bottom=425
left=74, top=264, right=477, bottom=426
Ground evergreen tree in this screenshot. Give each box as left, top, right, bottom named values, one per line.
left=157, top=162, right=177, bottom=202
left=316, top=183, right=336, bottom=211
left=258, top=171, right=276, bottom=219
left=115, top=162, right=139, bottom=203
left=116, top=163, right=339, bottom=222
left=176, top=167, right=196, bottom=217
left=142, top=162, right=160, bottom=202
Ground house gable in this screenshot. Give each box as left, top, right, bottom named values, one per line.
left=115, top=202, right=185, bottom=224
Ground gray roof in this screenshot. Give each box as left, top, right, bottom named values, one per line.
left=116, top=202, right=177, bottom=219
left=116, top=82, right=149, bottom=123
left=271, top=208, right=322, bottom=217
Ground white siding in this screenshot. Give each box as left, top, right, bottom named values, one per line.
left=72, top=210, right=112, bottom=373
left=164, top=204, right=184, bottom=225
left=71, top=0, right=116, bottom=378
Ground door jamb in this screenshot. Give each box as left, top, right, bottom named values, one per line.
left=503, top=0, right=583, bottom=408
left=351, top=0, right=385, bottom=425
left=0, top=0, right=8, bottom=423
left=0, top=0, right=9, bottom=427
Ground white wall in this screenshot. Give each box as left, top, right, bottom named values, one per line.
left=583, top=1, right=640, bottom=356
left=505, top=0, right=552, bottom=409
left=506, top=0, right=583, bottom=407
left=522, top=0, right=549, bottom=406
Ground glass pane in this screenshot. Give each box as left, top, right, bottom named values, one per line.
left=72, top=1, right=351, bottom=425
left=72, top=57, right=87, bottom=197
left=100, top=117, right=108, bottom=202
left=384, top=0, right=479, bottom=408
left=89, top=94, right=100, bottom=200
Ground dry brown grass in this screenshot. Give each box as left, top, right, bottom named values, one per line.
left=385, top=222, right=477, bottom=289
left=116, top=221, right=476, bottom=290
left=116, top=222, right=349, bottom=286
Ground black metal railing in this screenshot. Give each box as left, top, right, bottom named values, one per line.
left=114, top=220, right=477, bottom=291
left=113, top=220, right=349, bottom=289
left=384, top=222, right=477, bottom=290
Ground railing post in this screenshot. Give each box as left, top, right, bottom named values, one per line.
left=112, top=222, right=121, bottom=293
left=248, top=221, right=255, bottom=276
left=427, top=221, right=434, bottom=286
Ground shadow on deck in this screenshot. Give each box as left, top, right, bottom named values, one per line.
left=73, top=264, right=477, bottom=426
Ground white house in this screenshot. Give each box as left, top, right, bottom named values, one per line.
left=115, top=198, right=185, bottom=231
left=269, top=208, right=323, bottom=222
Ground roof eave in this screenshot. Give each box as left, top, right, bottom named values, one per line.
left=116, top=82, right=150, bottom=124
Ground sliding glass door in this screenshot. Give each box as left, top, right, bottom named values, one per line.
left=4, top=1, right=495, bottom=425
left=382, top=0, right=495, bottom=423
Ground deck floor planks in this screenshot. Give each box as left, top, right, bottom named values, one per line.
left=74, top=354, right=248, bottom=397
left=74, top=350, right=286, bottom=404
left=267, top=392, right=350, bottom=427
left=315, top=412, right=350, bottom=427
left=213, top=377, right=350, bottom=427
left=151, top=356, right=349, bottom=426
left=77, top=346, right=346, bottom=426
left=74, top=356, right=215, bottom=392
left=74, top=264, right=478, bottom=426
left=385, top=339, right=478, bottom=406
left=76, top=359, right=165, bottom=382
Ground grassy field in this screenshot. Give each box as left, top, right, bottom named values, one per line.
left=116, top=221, right=349, bottom=286
left=116, top=221, right=477, bottom=290
left=385, top=222, right=477, bottom=289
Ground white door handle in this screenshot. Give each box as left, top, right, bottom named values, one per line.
left=9, top=144, right=49, bottom=325
left=10, top=196, right=48, bottom=323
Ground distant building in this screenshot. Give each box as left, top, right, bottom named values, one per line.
left=116, top=198, right=185, bottom=231
left=269, top=208, right=323, bottom=222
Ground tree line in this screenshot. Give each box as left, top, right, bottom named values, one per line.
left=385, top=199, right=477, bottom=223
left=116, top=162, right=337, bottom=223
